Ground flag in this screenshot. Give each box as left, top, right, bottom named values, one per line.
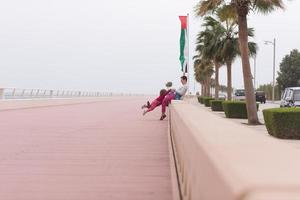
left=179, top=16, right=188, bottom=73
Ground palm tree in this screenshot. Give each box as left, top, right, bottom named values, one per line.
left=198, top=14, right=257, bottom=101
left=215, top=7, right=257, bottom=100
left=195, top=18, right=224, bottom=99
left=194, top=56, right=214, bottom=96
left=195, top=0, right=284, bottom=125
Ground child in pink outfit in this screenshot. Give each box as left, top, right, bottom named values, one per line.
left=142, top=89, right=170, bottom=115
left=160, top=75, right=188, bottom=120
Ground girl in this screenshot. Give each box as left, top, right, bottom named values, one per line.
left=142, top=89, right=170, bottom=115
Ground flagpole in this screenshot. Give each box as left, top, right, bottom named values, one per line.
left=187, top=13, right=190, bottom=94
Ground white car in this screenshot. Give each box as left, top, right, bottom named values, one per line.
left=280, top=87, right=300, bottom=107
left=212, top=92, right=227, bottom=100
left=233, top=89, right=245, bottom=101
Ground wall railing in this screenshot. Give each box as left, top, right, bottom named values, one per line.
left=0, top=88, right=143, bottom=100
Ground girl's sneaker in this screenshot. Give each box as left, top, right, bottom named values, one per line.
left=141, top=101, right=151, bottom=109
left=160, top=114, right=166, bottom=120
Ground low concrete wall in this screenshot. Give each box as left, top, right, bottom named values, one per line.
left=169, top=101, right=300, bottom=200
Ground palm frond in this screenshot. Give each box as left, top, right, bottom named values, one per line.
left=248, top=42, right=258, bottom=57
left=194, top=0, right=223, bottom=16
left=247, top=27, right=255, bottom=37
left=253, top=0, right=284, bottom=14
left=216, top=4, right=237, bottom=22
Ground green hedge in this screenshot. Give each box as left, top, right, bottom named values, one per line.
left=197, top=96, right=204, bottom=104
left=263, top=108, right=300, bottom=139
left=210, top=100, right=224, bottom=111
left=203, top=97, right=215, bottom=107
left=222, top=101, right=259, bottom=119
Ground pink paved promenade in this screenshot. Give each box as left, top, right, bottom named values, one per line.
left=0, top=98, right=173, bottom=200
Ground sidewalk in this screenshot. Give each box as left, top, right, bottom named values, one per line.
left=187, top=98, right=300, bottom=146
left=186, top=97, right=279, bottom=126
left=0, top=98, right=173, bottom=200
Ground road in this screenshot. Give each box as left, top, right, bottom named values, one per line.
left=258, top=101, right=280, bottom=123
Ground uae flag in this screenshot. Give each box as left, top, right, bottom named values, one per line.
left=179, top=16, right=188, bottom=73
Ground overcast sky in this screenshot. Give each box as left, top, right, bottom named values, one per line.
left=0, top=0, right=299, bottom=94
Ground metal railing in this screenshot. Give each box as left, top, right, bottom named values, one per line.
left=0, top=87, right=143, bottom=100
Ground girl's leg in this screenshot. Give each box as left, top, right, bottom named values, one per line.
left=161, top=93, right=175, bottom=114
left=147, top=100, right=161, bottom=112
left=141, top=101, right=151, bottom=109
left=143, top=100, right=160, bottom=115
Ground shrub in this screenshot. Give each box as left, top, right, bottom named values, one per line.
left=203, top=97, right=214, bottom=107
left=210, top=100, right=224, bottom=111
left=222, top=101, right=259, bottom=119
left=263, top=108, right=300, bottom=139
left=197, top=96, right=203, bottom=104
left=197, top=96, right=207, bottom=104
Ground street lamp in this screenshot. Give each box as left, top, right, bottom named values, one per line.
left=264, top=38, right=276, bottom=103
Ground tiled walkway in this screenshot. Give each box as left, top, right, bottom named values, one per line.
left=0, top=98, right=173, bottom=200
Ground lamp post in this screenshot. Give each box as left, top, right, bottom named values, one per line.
left=264, top=38, right=276, bottom=103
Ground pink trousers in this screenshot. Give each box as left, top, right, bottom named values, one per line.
left=146, top=100, right=161, bottom=113
left=161, top=93, right=175, bottom=114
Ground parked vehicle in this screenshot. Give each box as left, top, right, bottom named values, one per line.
left=280, top=87, right=300, bottom=107
left=212, top=92, right=227, bottom=100
left=233, top=89, right=245, bottom=101
left=218, top=93, right=227, bottom=100
left=255, top=91, right=266, bottom=104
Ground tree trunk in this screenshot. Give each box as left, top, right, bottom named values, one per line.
left=214, top=62, right=220, bottom=100
left=204, top=78, right=208, bottom=97
left=203, top=81, right=206, bottom=96
left=238, top=13, right=259, bottom=124
left=203, top=81, right=207, bottom=97
left=226, top=60, right=232, bottom=100
left=207, top=77, right=211, bottom=97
